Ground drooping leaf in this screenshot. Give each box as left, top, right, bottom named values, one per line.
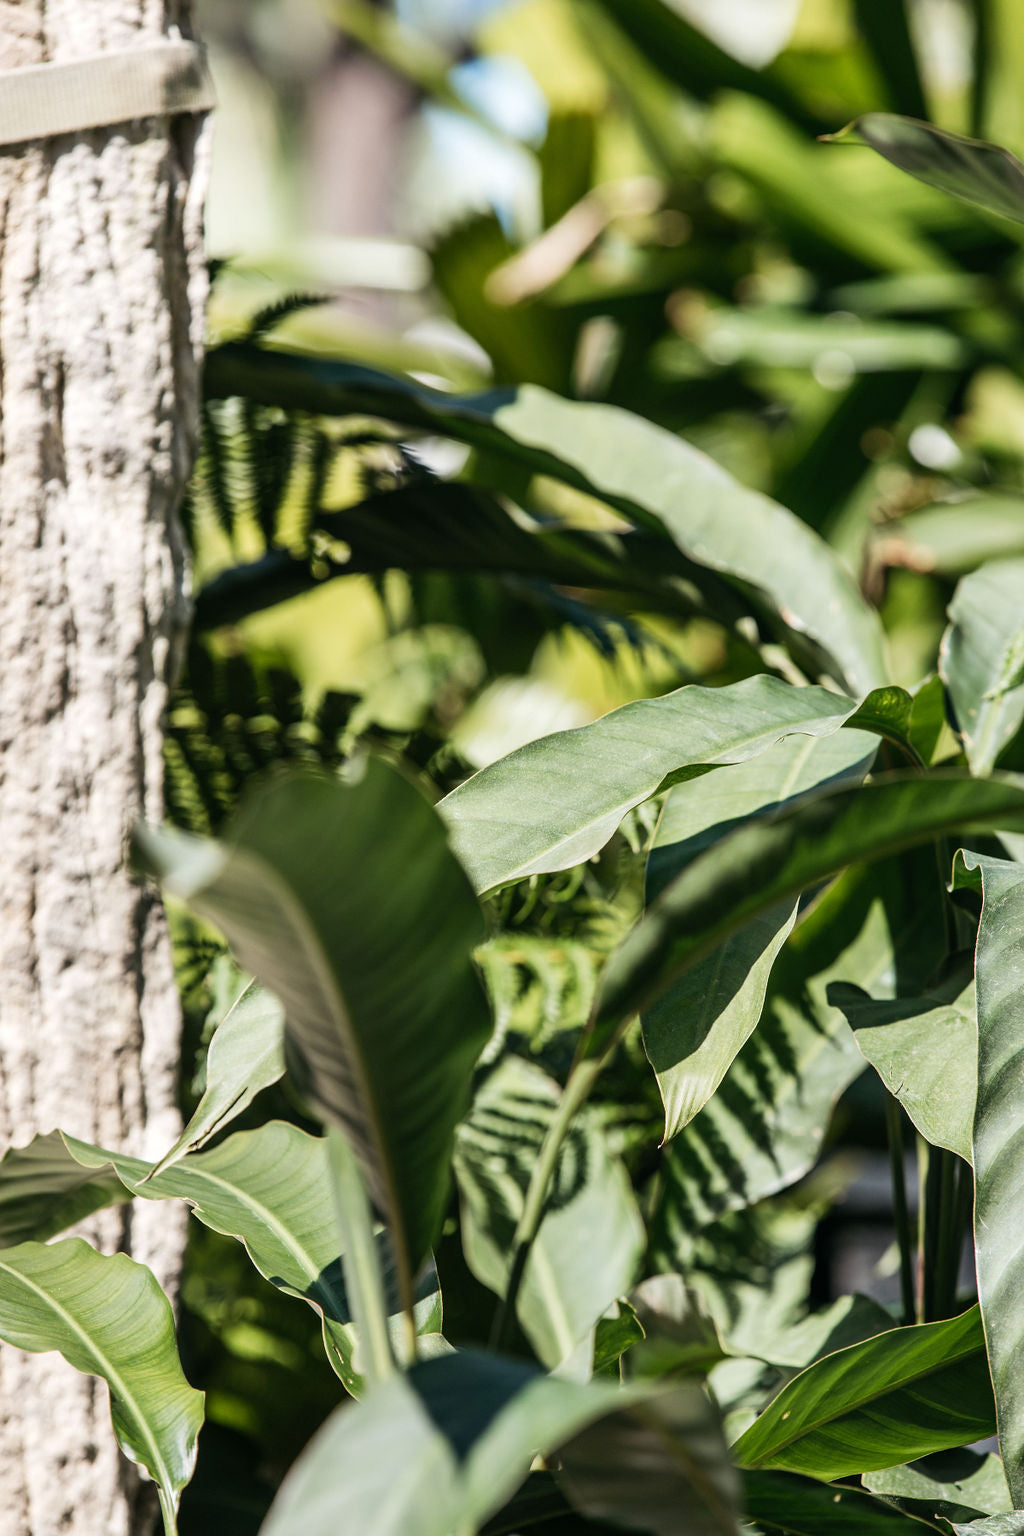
left=150, top=981, right=285, bottom=1176
left=259, top=1349, right=739, bottom=1536
left=440, top=677, right=889, bottom=893
left=205, top=346, right=887, bottom=694
left=952, top=853, right=1024, bottom=1504
left=744, top=1468, right=942, bottom=1534
left=941, top=559, right=1024, bottom=774
left=593, top=771, right=1024, bottom=1051
left=831, top=975, right=977, bottom=1163
left=453, top=1057, right=645, bottom=1368
left=733, top=1307, right=995, bottom=1479
left=136, top=761, right=491, bottom=1314
left=0, top=1238, right=204, bottom=1534
left=643, top=730, right=876, bottom=1137
left=831, top=115, right=1024, bottom=225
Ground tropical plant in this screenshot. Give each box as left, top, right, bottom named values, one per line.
left=10, top=3, right=1024, bottom=1533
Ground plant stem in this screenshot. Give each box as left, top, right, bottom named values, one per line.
left=884, top=1091, right=915, bottom=1327
left=327, top=1127, right=396, bottom=1384
left=491, top=1054, right=605, bottom=1349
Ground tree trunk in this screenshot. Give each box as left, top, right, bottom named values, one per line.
left=0, top=5, right=208, bottom=1531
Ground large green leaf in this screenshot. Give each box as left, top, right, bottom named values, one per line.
left=136, top=761, right=491, bottom=1313
left=593, top=771, right=1024, bottom=1048
left=259, top=1349, right=739, bottom=1536
left=643, top=730, right=876, bottom=1137
left=953, top=853, right=1024, bottom=1504
left=941, top=560, right=1024, bottom=774
left=950, top=1516, right=1024, bottom=1535
left=831, top=976, right=977, bottom=1163
left=832, top=115, right=1024, bottom=225
left=205, top=346, right=887, bottom=694
left=0, top=1121, right=438, bottom=1393
left=733, top=1307, right=995, bottom=1479
left=440, top=678, right=887, bottom=893
left=744, top=1469, right=942, bottom=1533
left=0, top=1238, right=203, bottom=1535
left=150, top=980, right=285, bottom=1176
left=453, top=1057, right=644, bottom=1368
left=650, top=850, right=946, bottom=1243
left=874, top=498, right=1024, bottom=579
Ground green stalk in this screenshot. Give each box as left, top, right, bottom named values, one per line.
left=327, top=1128, right=396, bottom=1385
left=933, top=1152, right=969, bottom=1320
left=491, top=1054, right=606, bottom=1349
left=884, top=1092, right=915, bottom=1327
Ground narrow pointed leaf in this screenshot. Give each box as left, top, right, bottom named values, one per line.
left=952, top=853, right=1024, bottom=1504
left=644, top=731, right=876, bottom=1136
left=593, top=772, right=1024, bottom=1050
left=206, top=346, right=887, bottom=694
left=831, top=978, right=977, bottom=1162
left=0, top=1238, right=203, bottom=1533
left=260, top=1350, right=737, bottom=1536
left=150, top=981, right=285, bottom=1177
left=454, top=1057, right=644, bottom=1367
left=733, top=1307, right=994, bottom=1479
left=136, top=761, right=491, bottom=1311
left=831, top=115, right=1024, bottom=224
left=941, top=559, right=1024, bottom=774
left=441, top=677, right=888, bottom=893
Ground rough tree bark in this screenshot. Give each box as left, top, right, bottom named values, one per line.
left=0, top=4, right=208, bottom=1531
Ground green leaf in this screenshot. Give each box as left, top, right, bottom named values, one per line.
left=593, top=771, right=1024, bottom=1049
left=440, top=677, right=887, bottom=894
left=150, top=980, right=285, bottom=1176
left=942, top=560, right=1024, bottom=774
left=733, top=1307, right=995, bottom=1479
left=644, top=730, right=876, bottom=1136
left=744, top=1469, right=942, bottom=1533
left=259, top=1349, right=738, bottom=1536
left=864, top=1450, right=1011, bottom=1522
left=850, top=0, right=928, bottom=117
left=205, top=346, right=887, bottom=695
left=558, top=1383, right=741, bottom=1536
left=0, top=1130, right=131, bottom=1246
left=0, top=1238, right=203, bottom=1534
left=453, top=1057, right=645, bottom=1367
left=830, top=976, right=977, bottom=1162
left=951, top=1517, right=1024, bottom=1536
left=952, top=853, right=1024, bottom=1504
left=650, top=850, right=948, bottom=1244
left=136, top=760, right=491, bottom=1314
left=831, top=115, right=1024, bottom=225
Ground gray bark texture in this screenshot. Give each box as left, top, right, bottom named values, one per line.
left=0, top=3, right=208, bottom=1531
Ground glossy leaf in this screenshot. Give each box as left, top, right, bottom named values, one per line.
left=831, top=976, right=977, bottom=1162
left=941, top=559, right=1024, bottom=774
left=832, top=115, right=1024, bottom=224
left=953, top=853, right=1024, bottom=1504
left=453, top=1057, right=644, bottom=1367
left=0, top=1238, right=203, bottom=1534
left=441, top=677, right=886, bottom=893
left=206, top=346, right=887, bottom=694
left=733, top=1307, right=995, bottom=1479
left=136, top=760, right=491, bottom=1313
left=150, top=981, right=285, bottom=1176
left=744, top=1469, right=941, bottom=1533
left=259, top=1349, right=736, bottom=1536
left=594, top=771, right=1024, bottom=1049
left=644, top=730, right=876, bottom=1136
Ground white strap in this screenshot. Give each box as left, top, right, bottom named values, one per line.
left=0, top=40, right=215, bottom=148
